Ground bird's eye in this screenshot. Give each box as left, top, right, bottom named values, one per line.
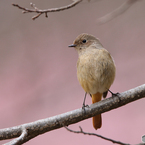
left=82, top=39, right=86, bottom=43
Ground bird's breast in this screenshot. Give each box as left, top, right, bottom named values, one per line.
left=77, top=49, right=115, bottom=94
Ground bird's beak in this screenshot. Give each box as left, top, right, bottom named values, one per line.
left=68, top=44, right=77, bottom=47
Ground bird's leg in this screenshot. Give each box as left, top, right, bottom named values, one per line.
left=108, top=89, right=119, bottom=96
left=82, top=92, right=89, bottom=109
left=108, top=89, right=121, bottom=102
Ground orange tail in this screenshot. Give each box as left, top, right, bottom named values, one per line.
left=92, top=92, right=102, bottom=130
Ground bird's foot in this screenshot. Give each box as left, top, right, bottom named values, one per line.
left=108, top=90, right=121, bottom=102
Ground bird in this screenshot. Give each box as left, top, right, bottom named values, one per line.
left=69, top=33, right=116, bottom=130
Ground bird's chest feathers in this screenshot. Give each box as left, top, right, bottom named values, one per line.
left=77, top=52, right=102, bottom=80
left=76, top=50, right=114, bottom=94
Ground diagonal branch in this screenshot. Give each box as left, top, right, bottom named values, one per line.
left=65, top=126, right=145, bottom=145
left=97, top=0, right=138, bottom=24
left=65, top=126, right=130, bottom=145
left=12, top=0, right=83, bottom=20
left=0, top=84, right=145, bottom=144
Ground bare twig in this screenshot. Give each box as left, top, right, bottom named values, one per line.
left=0, top=84, right=145, bottom=144
left=65, top=126, right=130, bottom=145
left=12, top=0, right=83, bottom=20
left=12, top=0, right=139, bottom=22
left=97, top=0, right=138, bottom=24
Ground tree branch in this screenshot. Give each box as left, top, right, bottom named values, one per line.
left=12, top=0, right=140, bottom=22
left=65, top=126, right=145, bottom=145
left=12, top=0, right=83, bottom=20
left=97, top=0, right=138, bottom=24
left=65, top=126, right=130, bottom=145
left=4, top=127, right=28, bottom=145
left=0, top=84, right=145, bottom=144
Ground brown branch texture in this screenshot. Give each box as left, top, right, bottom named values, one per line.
left=0, top=84, right=145, bottom=144
left=12, top=0, right=83, bottom=20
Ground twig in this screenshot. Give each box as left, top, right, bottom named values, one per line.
left=97, top=0, right=138, bottom=24
left=65, top=126, right=130, bottom=145
left=12, top=0, right=139, bottom=22
left=12, top=0, right=83, bottom=20
left=0, top=84, right=145, bottom=144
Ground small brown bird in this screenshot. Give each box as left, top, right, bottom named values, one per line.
left=69, top=33, right=116, bottom=130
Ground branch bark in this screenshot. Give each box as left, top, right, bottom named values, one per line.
left=0, top=84, right=145, bottom=144
left=12, top=0, right=83, bottom=20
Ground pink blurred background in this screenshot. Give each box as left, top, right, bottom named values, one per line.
left=0, top=0, right=145, bottom=144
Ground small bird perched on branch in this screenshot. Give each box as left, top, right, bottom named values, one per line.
left=69, top=33, right=116, bottom=130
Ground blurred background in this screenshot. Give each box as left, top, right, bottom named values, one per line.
left=0, top=0, right=145, bottom=144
